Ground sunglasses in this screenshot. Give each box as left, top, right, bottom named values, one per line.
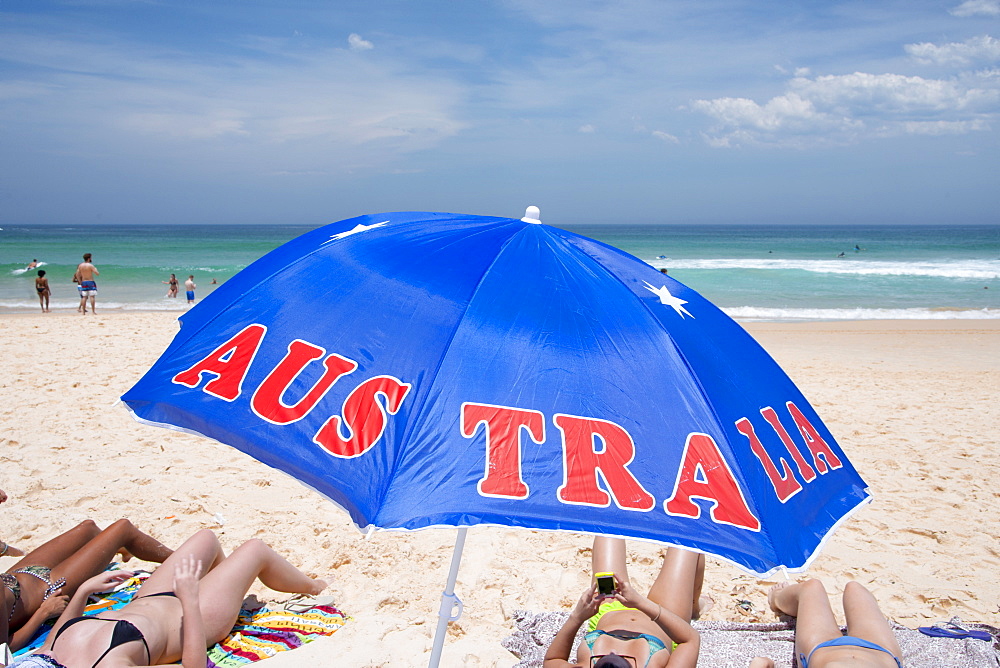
left=590, top=655, right=638, bottom=668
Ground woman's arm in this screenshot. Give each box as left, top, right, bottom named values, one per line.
left=38, top=571, right=134, bottom=652
left=173, top=556, right=207, bottom=668
left=613, top=578, right=700, bottom=668
left=9, top=594, right=68, bottom=652
left=543, top=584, right=601, bottom=668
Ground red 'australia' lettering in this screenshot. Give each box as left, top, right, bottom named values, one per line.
left=462, top=403, right=543, bottom=500
left=171, top=324, right=267, bottom=401
left=664, top=432, right=761, bottom=531
left=787, top=402, right=843, bottom=473
left=555, top=414, right=654, bottom=511
left=761, top=406, right=816, bottom=482
left=313, top=375, right=412, bottom=458
left=736, top=417, right=802, bottom=503
left=250, top=340, right=358, bottom=425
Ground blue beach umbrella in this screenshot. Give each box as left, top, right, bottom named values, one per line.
left=121, top=207, right=869, bottom=664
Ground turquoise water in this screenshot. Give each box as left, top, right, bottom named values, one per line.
left=1, top=222, right=998, bottom=320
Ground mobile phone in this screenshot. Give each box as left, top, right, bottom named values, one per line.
left=595, top=572, right=616, bottom=596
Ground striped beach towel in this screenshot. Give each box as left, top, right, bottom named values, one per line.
left=207, top=605, right=347, bottom=667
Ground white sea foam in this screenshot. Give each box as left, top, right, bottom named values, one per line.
left=724, top=306, right=1000, bottom=321
left=656, top=258, right=1000, bottom=280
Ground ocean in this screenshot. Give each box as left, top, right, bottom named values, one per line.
left=2, top=222, right=998, bottom=320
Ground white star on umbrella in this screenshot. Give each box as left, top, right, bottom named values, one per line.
left=323, top=220, right=389, bottom=243
left=643, top=281, right=694, bottom=318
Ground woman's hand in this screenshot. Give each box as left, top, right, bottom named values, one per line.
left=570, top=582, right=603, bottom=622
left=172, top=555, right=203, bottom=603
left=80, top=570, right=134, bottom=596
left=37, top=592, right=69, bottom=620
left=612, top=573, right=649, bottom=610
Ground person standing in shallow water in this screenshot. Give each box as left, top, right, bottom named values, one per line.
left=162, top=274, right=179, bottom=298
left=35, top=270, right=50, bottom=313
left=75, top=253, right=99, bottom=315
left=184, top=275, right=196, bottom=304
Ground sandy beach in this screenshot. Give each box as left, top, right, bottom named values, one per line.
left=2, top=312, right=998, bottom=667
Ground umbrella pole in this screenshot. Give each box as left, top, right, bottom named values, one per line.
left=428, top=527, right=468, bottom=668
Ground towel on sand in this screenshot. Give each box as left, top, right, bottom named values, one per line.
left=207, top=604, right=347, bottom=667
left=502, top=610, right=1000, bottom=668
left=15, top=570, right=347, bottom=664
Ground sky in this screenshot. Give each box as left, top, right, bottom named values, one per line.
left=1, top=0, right=999, bottom=226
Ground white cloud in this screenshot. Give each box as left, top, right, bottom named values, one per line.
left=950, top=0, right=1000, bottom=17
left=906, top=35, right=1000, bottom=65
left=348, top=33, right=374, bottom=51
left=651, top=130, right=678, bottom=143
left=693, top=70, right=999, bottom=147
left=578, top=124, right=596, bottom=133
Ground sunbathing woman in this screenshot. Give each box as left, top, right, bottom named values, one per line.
left=2, top=519, right=172, bottom=652
left=760, top=579, right=903, bottom=668
left=11, top=529, right=328, bottom=668
left=544, top=536, right=708, bottom=668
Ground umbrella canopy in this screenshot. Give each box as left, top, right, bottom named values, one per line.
left=122, top=209, right=869, bottom=577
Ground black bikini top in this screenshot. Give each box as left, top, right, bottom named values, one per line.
left=51, top=616, right=151, bottom=668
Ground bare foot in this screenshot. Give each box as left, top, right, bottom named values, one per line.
left=693, top=594, right=715, bottom=620
left=749, top=657, right=776, bottom=668
left=768, top=582, right=793, bottom=616
left=309, top=579, right=329, bottom=595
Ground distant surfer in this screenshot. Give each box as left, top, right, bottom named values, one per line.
left=76, top=252, right=99, bottom=315
left=837, top=252, right=845, bottom=258
left=26, top=259, right=39, bottom=270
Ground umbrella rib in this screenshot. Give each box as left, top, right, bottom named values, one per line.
left=371, top=218, right=531, bottom=524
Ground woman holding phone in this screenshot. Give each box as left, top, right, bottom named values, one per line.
left=544, top=536, right=709, bottom=668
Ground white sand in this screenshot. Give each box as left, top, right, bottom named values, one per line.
left=1, top=314, right=998, bottom=667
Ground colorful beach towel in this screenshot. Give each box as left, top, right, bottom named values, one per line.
left=503, top=610, right=1000, bottom=668
left=207, top=605, right=347, bottom=667
left=15, top=568, right=347, bottom=665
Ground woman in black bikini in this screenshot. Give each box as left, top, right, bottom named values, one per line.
left=2, top=520, right=171, bottom=653
left=13, top=529, right=327, bottom=668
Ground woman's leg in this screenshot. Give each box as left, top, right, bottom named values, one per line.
left=769, top=579, right=843, bottom=664
left=591, top=536, right=629, bottom=586
left=196, top=539, right=326, bottom=643
left=135, top=529, right=222, bottom=596
left=50, top=519, right=173, bottom=593
left=841, top=581, right=902, bottom=658
left=5, top=520, right=101, bottom=573
left=645, top=548, right=704, bottom=622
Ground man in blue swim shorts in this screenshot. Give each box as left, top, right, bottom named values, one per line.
left=75, top=252, right=99, bottom=315
left=184, top=275, right=196, bottom=304
left=749, top=579, right=904, bottom=668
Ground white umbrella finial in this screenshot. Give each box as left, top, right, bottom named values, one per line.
left=521, top=206, right=541, bottom=223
